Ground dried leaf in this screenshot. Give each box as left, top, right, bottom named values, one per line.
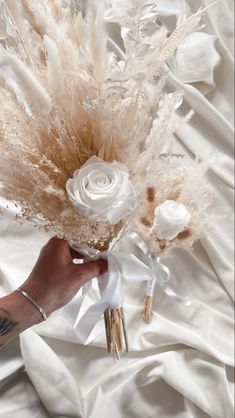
left=104, top=2, right=135, bottom=27
left=136, top=43, right=152, bottom=58
left=106, top=85, right=127, bottom=98
left=141, top=21, right=158, bottom=36
left=121, top=27, right=136, bottom=42
left=105, top=71, right=129, bottom=83
left=127, top=7, right=137, bottom=18
left=140, top=2, right=158, bottom=23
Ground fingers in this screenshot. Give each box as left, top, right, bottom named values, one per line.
left=45, top=237, right=85, bottom=262
left=72, top=259, right=108, bottom=285
left=44, top=237, right=108, bottom=286
left=43, top=236, right=73, bottom=264
left=44, top=236, right=67, bottom=253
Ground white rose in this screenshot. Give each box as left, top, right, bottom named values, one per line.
left=66, top=156, right=137, bottom=224
left=153, top=200, right=191, bottom=241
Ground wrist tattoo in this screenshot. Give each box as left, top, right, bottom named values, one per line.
left=0, top=308, right=18, bottom=336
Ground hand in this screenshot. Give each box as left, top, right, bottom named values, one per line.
left=0, top=237, right=107, bottom=349
left=21, top=236, right=107, bottom=317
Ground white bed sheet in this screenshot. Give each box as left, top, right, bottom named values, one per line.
left=0, top=1, right=234, bottom=417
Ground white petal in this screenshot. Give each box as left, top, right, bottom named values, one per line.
left=154, top=200, right=191, bottom=241
left=66, top=156, right=137, bottom=224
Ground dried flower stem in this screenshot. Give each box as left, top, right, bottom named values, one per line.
left=104, top=307, right=128, bottom=360
left=142, top=295, right=153, bottom=323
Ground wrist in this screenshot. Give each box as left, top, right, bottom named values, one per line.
left=7, top=291, right=43, bottom=330
left=16, top=288, right=48, bottom=321
left=21, top=275, right=54, bottom=316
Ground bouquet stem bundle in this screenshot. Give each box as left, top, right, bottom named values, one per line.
left=104, top=307, right=128, bottom=360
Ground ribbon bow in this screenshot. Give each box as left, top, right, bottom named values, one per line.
left=63, top=232, right=191, bottom=344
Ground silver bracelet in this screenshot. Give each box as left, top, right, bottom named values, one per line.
left=16, top=288, right=48, bottom=321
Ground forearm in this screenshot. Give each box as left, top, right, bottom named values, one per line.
left=0, top=291, right=42, bottom=349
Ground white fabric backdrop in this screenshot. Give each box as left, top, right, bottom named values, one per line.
left=0, top=1, right=234, bottom=417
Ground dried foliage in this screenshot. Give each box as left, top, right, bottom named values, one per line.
left=0, top=0, right=213, bottom=253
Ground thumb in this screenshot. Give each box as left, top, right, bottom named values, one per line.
left=72, top=259, right=108, bottom=284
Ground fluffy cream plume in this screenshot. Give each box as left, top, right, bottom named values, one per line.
left=0, top=0, right=213, bottom=253
left=0, top=46, right=52, bottom=115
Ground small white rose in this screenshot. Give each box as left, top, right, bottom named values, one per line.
left=153, top=200, right=191, bottom=241
left=66, top=156, right=137, bottom=224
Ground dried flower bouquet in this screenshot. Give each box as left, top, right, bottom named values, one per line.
left=0, top=0, right=214, bottom=358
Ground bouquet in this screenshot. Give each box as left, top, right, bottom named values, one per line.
left=0, top=0, right=214, bottom=359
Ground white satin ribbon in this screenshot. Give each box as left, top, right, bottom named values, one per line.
left=63, top=232, right=191, bottom=344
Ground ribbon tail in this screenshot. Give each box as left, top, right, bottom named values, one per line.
left=63, top=280, right=92, bottom=328
left=153, top=257, right=192, bottom=306
left=71, top=255, right=121, bottom=345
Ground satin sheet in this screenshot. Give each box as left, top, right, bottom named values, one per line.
left=0, top=1, right=234, bottom=417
